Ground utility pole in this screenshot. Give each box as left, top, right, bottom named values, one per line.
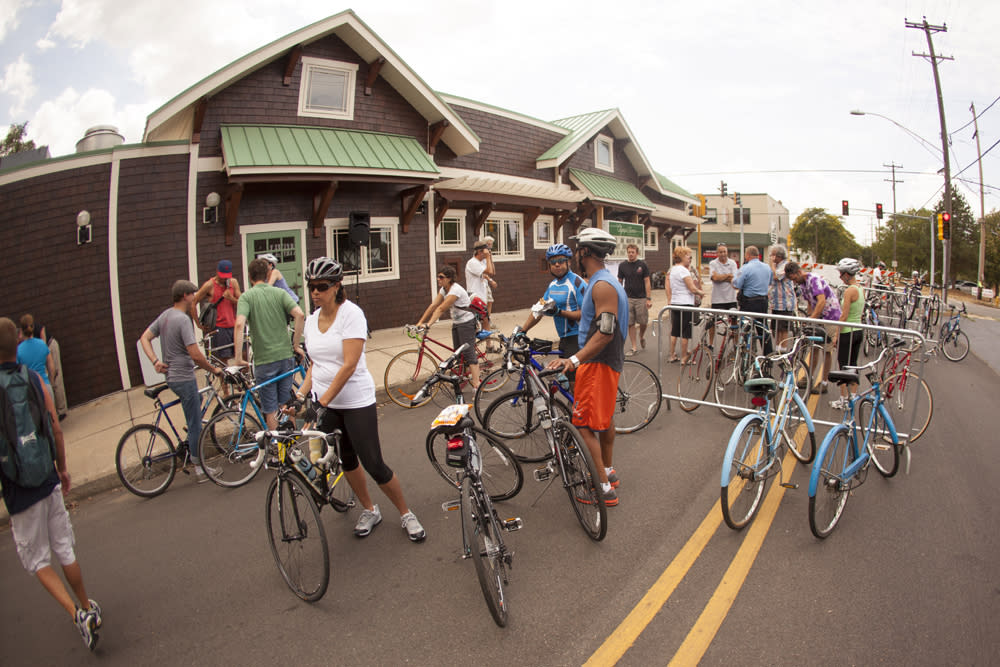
left=907, top=16, right=954, bottom=301
left=970, top=102, right=986, bottom=300
left=883, top=162, right=903, bottom=268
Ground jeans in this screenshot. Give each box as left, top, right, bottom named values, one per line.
left=254, top=357, right=295, bottom=415
left=168, top=379, right=202, bottom=461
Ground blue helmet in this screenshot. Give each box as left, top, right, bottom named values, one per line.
left=545, top=243, right=572, bottom=260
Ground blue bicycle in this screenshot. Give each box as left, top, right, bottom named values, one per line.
left=808, top=344, right=901, bottom=538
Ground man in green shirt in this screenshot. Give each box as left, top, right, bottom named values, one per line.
left=234, top=258, right=305, bottom=429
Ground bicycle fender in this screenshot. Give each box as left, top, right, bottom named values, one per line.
left=809, top=425, right=847, bottom=497
left=721, top=413, right=765, bottom=488
left=876, top=402, right=899, bottom=445
left=790, top=391, right=816, bottom=434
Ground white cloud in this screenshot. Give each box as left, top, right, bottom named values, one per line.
left=36, top=36, right=56, bottom=50
left=31, top=86, right=152, bottom=155
left=1, top=54, right=38, bottom=117
left=0, top=0, right=34, bottom=41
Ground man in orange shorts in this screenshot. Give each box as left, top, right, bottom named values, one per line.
left=548, top=227, right=628, bottom=506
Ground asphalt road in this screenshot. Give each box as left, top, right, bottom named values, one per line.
left=2, top=321, right=998, bottom=665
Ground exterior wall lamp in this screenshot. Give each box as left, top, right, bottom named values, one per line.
left=204, top=191, right=221, bottom=224
left=77, top=210, right=92, bottom=245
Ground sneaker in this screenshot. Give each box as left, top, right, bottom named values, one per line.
left=354, top=504, right=382, bottom=537
left=820, top=382, right=829, bottom=394
left=88, top=599, right=103, bottom=629
left=194, top=464, right=220, bottom=483
left=829, top=397, right=847, bottom=410
left=74, top=606, right=99, bottom=651
left=606, top=467, right=620, bottom=489
left=400, top=511, right=426, bottom=542
left=577, top=486, right=619, bottom=507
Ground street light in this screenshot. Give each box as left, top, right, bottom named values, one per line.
left=850, top=110, right=942, bottom=157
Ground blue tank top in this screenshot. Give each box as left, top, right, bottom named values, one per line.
left=273, top=276, right=299, bottom=303
left=578, top=268, right=628, bottom=372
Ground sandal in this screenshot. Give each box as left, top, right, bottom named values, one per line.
left=668, top=357, right=680, bottom=363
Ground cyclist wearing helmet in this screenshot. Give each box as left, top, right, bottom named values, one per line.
left=516, top=243, right=585, bottom=360
left=288, top=257, right=425, bottom=541
left=832, top=257, right=864, bottom=409
left=257, top=253, right=299, bottom=303
left=547, top=227, right=628, bottom=506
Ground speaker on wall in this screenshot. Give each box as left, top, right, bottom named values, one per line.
left=349, top=211, right=370, bottom=246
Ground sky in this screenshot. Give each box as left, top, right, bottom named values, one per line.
left=2, top=0, right=998, bottom=246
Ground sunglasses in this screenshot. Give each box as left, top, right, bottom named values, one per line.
left=308, top=282, right=333, bottom=292
left=436, top=274, right=447, bottom=279
left=548, top=258, right=568, bottom=265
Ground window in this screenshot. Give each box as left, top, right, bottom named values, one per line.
left=298, top=57, right=358, bottom=121
left=326, top=216, right=399, bottom=282
left=483, top=214, right=524, bottom=261
left=594, top=134, right=614, bottom=172
left=703, top=208, right=718, bottom=224
left=436, top=210, right=466, bottom=251
left=734, top=207, right=751, bottom=225
left=644, top=226, right=658, bottom=251
left=532, top=215, right=563, bottom=248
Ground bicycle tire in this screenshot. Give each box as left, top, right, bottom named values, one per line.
left=473, top=367, right=515, bottom=423
left=857, top=398, right=899, bottom=477
left=782, top=389, right=815, bottom=464
left=426, top=427, right=523, bottom=501
left=809, top=427, right=852, bottom=539
left=555, top=420, right=607, bottom=541
left=714, top=343, right=745, bottom=419
left=789, top=355, right=814, bottom=407
left=677, top=342, right=713, bottom=412
left=940, top=327, right=970, bottom=362
left=881, top=371, right=932, bottom=443
left=481, top=389, right=570, bottom=462
left=614, top=360, right=662, bottom=433
left=199, top=409, right=264, bottom=488
left=265, top=473, right=329, bottom=602
left=115, top=425, right=177, bottom=497
left=476, top=334, right=505, bottom=379
left=721, top=415, right=770, bottom=530
left=384, top=348, right=442, bottom=408
left=462, top=476, right=509, bottom=627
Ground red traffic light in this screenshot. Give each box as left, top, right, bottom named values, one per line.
left=940, top=212, right=951, bottom=222
left=842, top=200, right=849, bottom=215
left=876, top=203, right=883, bottom=219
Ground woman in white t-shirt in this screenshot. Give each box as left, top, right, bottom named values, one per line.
left=663, top=246, right=705, bottom=363
left=416, top=264, right=480, bottom=386
left=290, top=257, right=425, bottom=542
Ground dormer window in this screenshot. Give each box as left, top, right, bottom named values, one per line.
left=298, top=57, right=358, bottom=120
left=595, top=134, right=614, bottom=172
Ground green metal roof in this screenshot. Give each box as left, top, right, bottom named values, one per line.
left=569, top=168, right=654, bottom=209
left=220, top=124, right=439, bottom=174
left=537, top=109, right=615, bottom=162
left=654, top=171, right=695, bottom=200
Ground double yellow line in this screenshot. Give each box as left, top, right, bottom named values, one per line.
left=586, top=395, right=818, bottom=666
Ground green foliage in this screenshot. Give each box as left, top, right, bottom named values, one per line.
left=1, top=122, right=38, bottom=157
left=788, top=207, right=863, bottom=264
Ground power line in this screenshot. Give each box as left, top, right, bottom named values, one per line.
left=950, top=93, right=1000, bottom=136
left=952, top=137, right=1000, bottom=179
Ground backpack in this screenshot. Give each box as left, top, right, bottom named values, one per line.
left=461, top=295, right=489, bottom=323
left=0, top=365, right=57, bottom=488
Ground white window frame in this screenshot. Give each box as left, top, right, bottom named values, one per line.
left=483, top=213, right=524, bottom=262
left=594, top=134, right=614, bottom=172
left=532, top=214, right=564, bottom=249
left=436, top=209, right=467, bottom=251
left=644, top=226, right=658, bottom=251
left=298, top=56, right=358, bottom=121
left=324, top=216, right=399, bottom=283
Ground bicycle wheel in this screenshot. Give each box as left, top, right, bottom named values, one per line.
left=615, top=360, right=662, bottom=433
left=881, top=371, right=932, bottom=443
left=461, top=477, right=509, bottom=626
left=782, top=391, right=815, bottom=464
left=721, top=416, right=770, bottom=530
left=939, top=327, right=970, bottom=362
left=555, top=420, right=607, bottom=541
left=476, top=334, right=505, bottom=379
left=265, top=473, right=329, bottom=602
left=473, top=367, right=515, bottom=423
left=857, top=398, right=899, bottom=478
left=199, top=409, right=264, bottom=488
left=115, top=425, right=177, bottom=497
left=481, top=390, right=570, bottom=462
left=809, top=428, right=852, bottom=539
left=384, top=348, right=441, bottom=408
left=928, top=297, right=941, bottom=327
left=677, top=342, right=713, bottom=412
left=425, top=427, right=523, bottom=501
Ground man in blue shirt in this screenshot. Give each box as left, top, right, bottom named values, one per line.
left=517, top=244, right=585, bottom=359
left=733, top=245, right=773, bottom=354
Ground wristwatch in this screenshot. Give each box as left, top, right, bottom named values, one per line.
left=569, top=355, right=580, bottom=368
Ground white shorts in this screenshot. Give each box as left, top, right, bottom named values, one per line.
left=10, top=485, right=77, bottom=574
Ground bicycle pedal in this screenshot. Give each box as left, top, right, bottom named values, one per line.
left=533, top=467, right=553, bottom=482
left=779, top=482, right=798, bottom=490
left=441, top=499, right=461, bottom=512
left=502, top=517, right=523, bottom=531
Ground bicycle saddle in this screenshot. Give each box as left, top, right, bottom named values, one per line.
left=828, top=371, right=859, bottom=386
left=743, top=377, right=778, bottom=397
left=143, top=384, right=171, bottom=400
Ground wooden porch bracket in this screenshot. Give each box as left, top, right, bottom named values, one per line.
left=638, top=213, right=651, bottom=226
left=191, top=98, right=208, bottom=144
left=311, top=181, right=338, bottom=238
left=434, top=194, right=450, bottom=228
left=428, top=120, right=449, bottom=155
left=471, top=204, right=493, bottom=237
left=283, top=45, right=303, bottom=86
left=571, top=201, right=594, bottom=227
left=523, top=207, right=541, bottom=237
left=365, top=57, right=386, bottom=95
left=224, top=183, right=244, bottom=246
left=400, top=184, right=429, bottom=233
left=553, top=210, right=571, bottom=237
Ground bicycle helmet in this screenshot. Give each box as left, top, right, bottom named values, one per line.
left=545, top=243, right=573, bottom=260
left=305, top=257, right=343, bottom=282
left=571, top=227, right=617, bottom=258
left=258, top=253, right=279, bottom=266
left=836, top=257, right=861, bottom=275
left=878, top=261, right=886, bottom=269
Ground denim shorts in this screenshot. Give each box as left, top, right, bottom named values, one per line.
left=254, top=357, right=295, bottom=414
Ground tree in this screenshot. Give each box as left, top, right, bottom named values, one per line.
left=870, top=207, right=935, bottom=277
left=1, top=122, right=37, bottom=157
left=788, top=207, right=863, bottom=264
left=934, top=190, right=977, bottom=282
left=982, top=210, right=1000, bottom=293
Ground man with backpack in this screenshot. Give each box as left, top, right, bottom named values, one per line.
left=0, top=317, right=102, bottom=650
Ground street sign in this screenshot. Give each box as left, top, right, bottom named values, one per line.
left=607, top=220, right=644, bottom=259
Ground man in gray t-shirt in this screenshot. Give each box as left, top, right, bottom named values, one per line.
left=140, top=280, right=222, bottom=476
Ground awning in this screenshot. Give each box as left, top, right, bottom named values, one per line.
left=220, top=124, right=440, bottom=180
left=568, top=168, right=655, bottom=211
left=433, top=173, right=585, bottom=210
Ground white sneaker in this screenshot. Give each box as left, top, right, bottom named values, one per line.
left=354, top=504, right=382, bottom=537
left=400, top=511, right=426, bottom=542
left=194, top=463, right=221, bottom=483
left=829, top=397, right=847, bottom=410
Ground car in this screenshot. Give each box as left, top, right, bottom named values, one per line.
left=955, top=280, right=977, bottom=293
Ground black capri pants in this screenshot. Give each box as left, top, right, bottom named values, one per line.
left=671, top=309, right=694, bottom=339
left=317, top=403, right=394, bottom=485
left=452, top=319, right=479, bottom=367
left=838, top=329, right=863, bottom=369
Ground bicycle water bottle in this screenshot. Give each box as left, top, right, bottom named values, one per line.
left=556, top=373, right=570, bottom=392
left=532, top=395, right=552, bottom=428
left=288, top=448, right=319, bottom=484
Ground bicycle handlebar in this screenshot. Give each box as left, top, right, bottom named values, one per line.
left=409, top=343, right=470, bottom=406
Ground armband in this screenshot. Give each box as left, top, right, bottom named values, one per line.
left=597, top=311, right=618, bottom=336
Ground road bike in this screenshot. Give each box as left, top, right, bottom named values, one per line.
left=410, top=344, right=522, bottom=626
left=719, top=336, right=819, bottom=530
left=261, top=423, right=355, bottom=602
left=936, top=303, right=970, bottom=362
left=875, top=337, right=933, bottom=443
left=383, top=324, right=503, bottom=408
left=808, top=344, right=902, bottom=538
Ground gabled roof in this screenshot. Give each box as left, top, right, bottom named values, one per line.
left=144, top=10, right=479, bottom=156
left=568, top=168, right=655, bottom=211
left=653, top=171, right=697, bottom=204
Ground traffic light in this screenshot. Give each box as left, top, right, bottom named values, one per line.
left=720, top=180, right=728, bottom=197
left=876, top=203, right=883, bottom=220
left=734, top=192, right=741, bottom=206
left=842, top=200, right=849, bottom=216
left=937, top=212, right=951, bottom=240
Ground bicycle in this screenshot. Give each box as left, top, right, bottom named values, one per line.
left=873, top=337, right=933, bottom=443
left=410, top=344, right=522, bottom=626
left=115, top=367, right=240, bottom=497
left=936, top=303, right=970, bottom=362
left=719, top=336, right=819, bottom=530
left=479, top=335, right=608, bottom=541
left=383, top=324, right=503, bottom=408
left=808, top=344, right=902, bottom=538
left=261, top=423, right=356, bottom=602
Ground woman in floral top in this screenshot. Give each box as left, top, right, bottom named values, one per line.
left=783, top=262, right=841, bottom=395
